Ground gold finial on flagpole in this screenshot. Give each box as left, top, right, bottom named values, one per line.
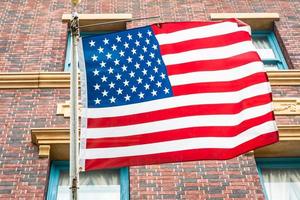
left=71, top=0, right=81, bottom=7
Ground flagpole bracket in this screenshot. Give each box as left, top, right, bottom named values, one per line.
left=70, top=177, right=79, bottom=191
left=71, top=12, right=80, bottom=39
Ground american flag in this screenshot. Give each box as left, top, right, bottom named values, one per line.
left=79, top=19, right=278, bottom=171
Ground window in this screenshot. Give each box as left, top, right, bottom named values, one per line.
left=209, top=13, right=287, bottom=69
left=252, top=31, right=288, bottom=70
left=47, top=161, right=129, bottom=200
left=256, top=158, right=300, bottom=200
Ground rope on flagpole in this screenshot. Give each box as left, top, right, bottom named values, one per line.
left=70, top=0, right=80, bottom=200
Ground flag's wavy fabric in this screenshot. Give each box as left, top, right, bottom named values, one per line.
left=78, top=19, right=278, bottom=171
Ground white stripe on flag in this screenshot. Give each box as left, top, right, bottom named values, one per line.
left=162, top=41, right=256, bottom=65
left=82, top=82, right=271, bottom=118
left=238, top=26, right=251, bottom=35
left=80, top=120, right=277, bottom=159
left=82, top=102, right=273, bottom=138
left=169, top=61, right=264, bottom=86
left=155, top=22, right=240, bottom=45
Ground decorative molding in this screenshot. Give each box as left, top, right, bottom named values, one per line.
left=56, top=101, right=71, bottom=117
left=210, top=13, right=280, bottom=30
left=0, top=72, right=71, bottom=89
left=31, top=128, right=70, bottom=160
left=32, top=126, right=300, bottom=160
left=38, top=72, right=71, bottom=88
left=1, top=71, right=300, bottom=89
left=273, top=98, right=300, bottom=115
left=62, top=13, right=132, bottom=32
left=56, top=101, right=82, bottom=117
left=277, top=125, right=300, bottom=141
left=267, top=70, right=300, bottom=85
left=255, top=125, right=300, bottom=157
left=57, top=101, right=82, bottom=117
left=39, top=145, right=51, bottom=158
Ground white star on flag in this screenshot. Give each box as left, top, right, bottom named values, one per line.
left=94, top=84, right=100, bottom=90
left=103, top=38, right=109, bottom=45
left=91, top=55, right=98, bottom=61
left=93, top=69, right=99, bottom=76
left=89, top=40, right=95, bottom=47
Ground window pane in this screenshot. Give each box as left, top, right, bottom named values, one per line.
left=57, top=169, right=120, bottom=200
left=262, top=168, right=300, bottom=200
left=252, top=36, right=272, bottom=49
left=263, top=63, right=279, bottom=70
left=256, top=49, right=276, bottom=60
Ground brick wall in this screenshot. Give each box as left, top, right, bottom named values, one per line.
left=130, top=155, right=264, bottom=200
left=0, top=89, right=69, bottom=199
left=0, top=0, right=299, bottom=199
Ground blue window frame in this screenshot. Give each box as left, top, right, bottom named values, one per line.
left=252, top=31, right=288, bottom=70
left=47, top=161, right=129, bottom=200
left=64, top=33, right=72, bottom=71
left=256, top=158, right=300, bottom=200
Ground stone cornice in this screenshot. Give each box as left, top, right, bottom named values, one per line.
left=210, top=13, right=280, bottom=30
left=31, top=128, right=70, bottom=145
left=255, top=125, right=300, bottom=157
left=1, top=70, right=300, bottom=89
left=31, top=125, right=300, bottom=160
left=31, top=128, right=70, bottom=160
left=62, top=13, right=132, bottom=32
left=0, top=72, right=70, bottom=89
left=278, top=125, right=300, bottom=141
left=266, top=70, right=300, bottom=85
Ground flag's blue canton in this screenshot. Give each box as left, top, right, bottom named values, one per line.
left=82, top=26, right=173, bottom=108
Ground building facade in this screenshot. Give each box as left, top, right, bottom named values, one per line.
left=0, top=0, right=300, bottom=199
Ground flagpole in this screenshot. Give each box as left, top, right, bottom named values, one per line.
left=70, top=0, right=80, bottom=199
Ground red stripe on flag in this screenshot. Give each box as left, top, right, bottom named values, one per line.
left=86, top=112, right=275, bottom=148
left=84, top=131, right=278, bottom=170
left=166, top=52, right=261, bottom=75
left=151, top=21, right=220, bottom=34
left=87, top=93, right=272, bottom=128
left=172, top=72, right=268, bottom=96
left=151, top=19, right=246, bottom=35
left=159, top=31, right=251, bottom=55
